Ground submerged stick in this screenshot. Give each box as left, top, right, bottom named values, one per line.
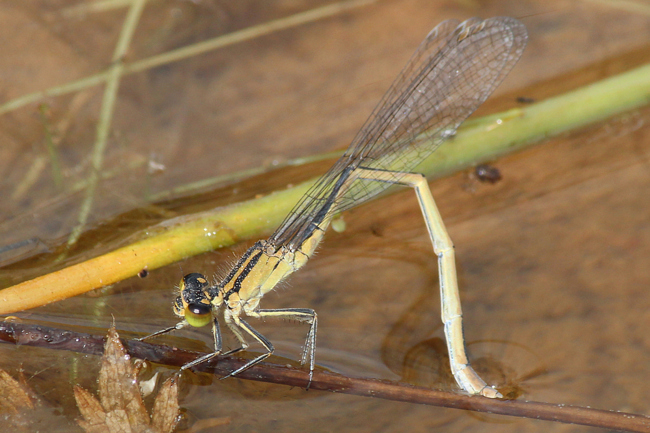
left=0, top=320, right=647, bottom=432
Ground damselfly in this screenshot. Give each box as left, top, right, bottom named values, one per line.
left=141, top=16, right=528, bottom=398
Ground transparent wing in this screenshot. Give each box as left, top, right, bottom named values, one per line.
left=269, top=17, right=527, bottom=250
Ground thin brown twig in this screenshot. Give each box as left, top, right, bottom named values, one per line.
left=0, top=320, right=647, bottom=432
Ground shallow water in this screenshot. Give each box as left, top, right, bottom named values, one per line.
left=1, top=0, right=649, bottom=431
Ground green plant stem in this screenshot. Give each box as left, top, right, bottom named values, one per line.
left=0, top=62, right=649, bottom=314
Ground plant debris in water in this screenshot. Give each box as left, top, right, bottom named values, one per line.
left=0, top=368, right=38, bottom=431
left=73, top=325, right=180, bottom=433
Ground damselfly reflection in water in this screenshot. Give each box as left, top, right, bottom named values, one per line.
left=140, top=17, right=527, bottom=398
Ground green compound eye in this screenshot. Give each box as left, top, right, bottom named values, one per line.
left=185, top=303, right=212, bottom=328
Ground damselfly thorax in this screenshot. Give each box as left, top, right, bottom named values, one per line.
left=140, top=16, right=528, bottom=398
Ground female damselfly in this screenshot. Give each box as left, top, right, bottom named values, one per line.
left=141, top=16, right=527, bottom=398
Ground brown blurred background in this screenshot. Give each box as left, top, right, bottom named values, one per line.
left=1, top=0, right=649, bottom=431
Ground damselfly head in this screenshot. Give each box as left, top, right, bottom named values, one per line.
left=177, top=273, right=213, bottom=328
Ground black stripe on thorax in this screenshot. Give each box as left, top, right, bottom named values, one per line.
left=225, top=248, right=263, bottom=299
left=220, top=241, right=261, bottom=290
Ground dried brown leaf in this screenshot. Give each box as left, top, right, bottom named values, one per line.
left=0, top=369, right=34, bottom=413
left=98, top=326, right=150, bottom=427
left=75, top=325, right=180, bottom=433
left=151, top=377, right=180, bottom=433
left=0, top=368, right=36, bottom=431
left=74, top=386, right=108, bottom=433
